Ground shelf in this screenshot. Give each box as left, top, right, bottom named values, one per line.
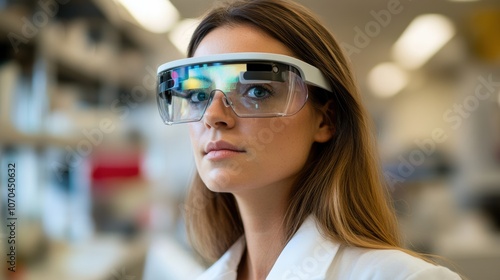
left=0, top=120, right=80, bottom=148
left=39, top=23, right=150, bottom=90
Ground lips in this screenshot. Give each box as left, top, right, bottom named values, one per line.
left=204, top=141, right=245, bottom=154
left=204, top=141, right=245, bottom=161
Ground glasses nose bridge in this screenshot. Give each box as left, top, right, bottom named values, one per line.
left=208, top=89, right=231, bottom=108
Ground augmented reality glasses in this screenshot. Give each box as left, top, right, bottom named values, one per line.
left=156, top=53, right=332, bottom=125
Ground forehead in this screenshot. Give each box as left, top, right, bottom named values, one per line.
left=193, top=24, right=295, bottom=58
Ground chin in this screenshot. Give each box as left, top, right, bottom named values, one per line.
left=199, top=167, right=239, bottom=189
left=201, top=174, right=255, bottom=194
left=201, top=173, right=236, bottom=193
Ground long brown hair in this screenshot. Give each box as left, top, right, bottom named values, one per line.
left=184, top=0, right=408, bottom=263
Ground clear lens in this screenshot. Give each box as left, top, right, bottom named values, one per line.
left=157, top=62, right=308, bottom=124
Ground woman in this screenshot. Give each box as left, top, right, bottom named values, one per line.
left=156, top=0, right=461, bottom=279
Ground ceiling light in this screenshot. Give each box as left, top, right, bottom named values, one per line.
left=392, top=14, right=455, bottom=69
left=368, top=62, right=408, bottom=98
left=168, top=18, right=201, bottom=55
left=117, top=0, right=179, bottom=33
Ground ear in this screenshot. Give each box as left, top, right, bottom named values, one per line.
left=313, top=100, right=335, bottom=143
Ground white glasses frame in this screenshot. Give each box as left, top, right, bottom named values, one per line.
left=156, top=52, right=332, bottom=92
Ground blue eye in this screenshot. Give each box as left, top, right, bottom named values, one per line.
left=189, top=91, right=209, bottom=103
left=247, top=86, right=272, bottom=99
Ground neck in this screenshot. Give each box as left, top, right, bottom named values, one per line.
left=234, top=186, right=290, bottom=280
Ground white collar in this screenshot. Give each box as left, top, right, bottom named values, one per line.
left=196, top=215, right=340, bottom=280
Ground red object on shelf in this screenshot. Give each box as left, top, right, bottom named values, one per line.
left=90, top=150, right=142, bottom=183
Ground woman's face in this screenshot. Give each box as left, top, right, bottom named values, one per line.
left=189, top=24, right=332, bottom=194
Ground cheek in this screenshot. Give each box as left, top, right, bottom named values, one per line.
left=188, top=124, right=203, bottom=161
left=256, top=116, right=316, bottom=168
left=188, top=123, right=203, bottom=144
left=272, top=124, right=312, bottom=162
left=188, top=123, right=199, bottom=137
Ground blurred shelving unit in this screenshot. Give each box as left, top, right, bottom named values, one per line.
left=0, top=1, right=168, bottom=279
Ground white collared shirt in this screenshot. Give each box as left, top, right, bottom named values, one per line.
left=196, top=216, right=461, bottom=280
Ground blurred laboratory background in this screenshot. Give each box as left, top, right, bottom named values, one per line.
left=0, top=0, right=499, bottom=279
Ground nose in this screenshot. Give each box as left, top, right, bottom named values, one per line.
left=203, top=91, right=236, bottom=129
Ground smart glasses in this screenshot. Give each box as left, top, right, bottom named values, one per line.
left=156, top=52, right=332, bottom=125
